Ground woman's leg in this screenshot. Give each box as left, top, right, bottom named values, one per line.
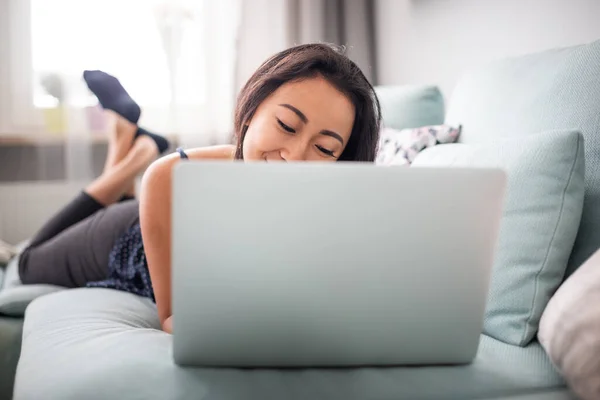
left=19, top=130, right=158, bottom=287
left=103, top=110, right=137, bottom=198
left=29, top=111, right=145, bottom=247
left=85, top=135, right=156, bottom=206
left=19, top=200, right=141, bottom=287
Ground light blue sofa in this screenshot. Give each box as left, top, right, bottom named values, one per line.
left=11, top=39, right=600, bottom=399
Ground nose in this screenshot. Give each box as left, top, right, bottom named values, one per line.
left=280, top=138, right=308, bottom=161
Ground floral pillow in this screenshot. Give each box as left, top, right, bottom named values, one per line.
left=376, top=125, right=461, bottom=166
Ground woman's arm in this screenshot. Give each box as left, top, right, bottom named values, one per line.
left=140, top=145, right=234, bottom=333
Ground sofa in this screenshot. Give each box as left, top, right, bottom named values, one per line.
left=6, top=39, right=600, bottom=399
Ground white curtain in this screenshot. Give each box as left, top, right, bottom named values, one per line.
left=1, top=0, right=240, bottom=181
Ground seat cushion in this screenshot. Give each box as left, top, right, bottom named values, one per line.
left=15, top=288, right=565, bottom=400
left=412, top=131, right=585, bottom=346
left=445, top=39, right=600, bottom=278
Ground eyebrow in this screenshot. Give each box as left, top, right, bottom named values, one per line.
left=279, top=103, right=308, bottom=123
left=278, top=103, right=345, bottom=145
left=320, top=130, right=344, bottom=145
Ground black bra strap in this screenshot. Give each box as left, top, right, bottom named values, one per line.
left=176, top=147, right=189, bottom=160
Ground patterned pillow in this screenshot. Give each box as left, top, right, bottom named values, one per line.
left=376, top=125, right=461, bottom=166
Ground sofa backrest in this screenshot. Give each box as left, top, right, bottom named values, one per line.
left=375, top=85, right=445, bottom=130
left=445, top=39, right=600, bottom=278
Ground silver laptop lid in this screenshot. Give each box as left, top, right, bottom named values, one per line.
left=172, top=162, right=505, bottom=367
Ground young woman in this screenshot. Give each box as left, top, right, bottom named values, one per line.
left=18, top=43, right=381, bottom=333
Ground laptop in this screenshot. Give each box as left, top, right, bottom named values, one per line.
left=172, top=161, right=506, bottom=367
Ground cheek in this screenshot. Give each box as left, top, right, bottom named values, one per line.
left=242, top=121, right=281, bottom=160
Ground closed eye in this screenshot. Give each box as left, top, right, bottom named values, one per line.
left=316, top=145, right=335, bottom=157
left=277, top=118, right=295, bottom=133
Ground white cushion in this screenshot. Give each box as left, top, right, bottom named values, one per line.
left=539, top=250, right=600, bottom=400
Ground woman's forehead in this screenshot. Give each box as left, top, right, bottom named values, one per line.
left=266, top=78, right=354, bottom=122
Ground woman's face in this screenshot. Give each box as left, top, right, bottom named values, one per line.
left=242, top=76, right=355, bottom=162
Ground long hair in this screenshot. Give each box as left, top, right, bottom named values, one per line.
left=233, top=43, right=381, bottom=161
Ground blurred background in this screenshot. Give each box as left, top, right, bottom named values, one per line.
left=0, top=0, right=378, bottom=182
left=1, top=0, right=600, bottom=240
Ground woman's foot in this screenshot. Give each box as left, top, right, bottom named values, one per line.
left=83, top=70, right=141, bottom=124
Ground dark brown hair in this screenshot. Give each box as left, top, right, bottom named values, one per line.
left=233, top=43, right=381, bottom=161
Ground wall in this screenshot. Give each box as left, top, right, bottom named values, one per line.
left=375, top=0, right=600, bottom=98
left=0, top=182, right=82, bottom=244
left=0, top=0, right=12, bottom=134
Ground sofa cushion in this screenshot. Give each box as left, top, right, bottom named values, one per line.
left=539, top=249, right=600, bottom=400
left=412, top=130, right=585, bottom=346
left=15, top=288, right=565, bottom=400
left=376, top=124, right=461, bottom=166
left=375, top=85, right=445, bottom=130
left=0, top=284, right=65, bottom=317
left=445, top=39, right=600, bottom=278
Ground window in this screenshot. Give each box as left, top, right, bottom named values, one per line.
left=1, top=0, right=238, bottom=138
left=30, top=0, right=206, bottom=109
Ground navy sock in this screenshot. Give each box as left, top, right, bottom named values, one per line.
left=83, top=70, right=141, bottom=124
left=136, top=127, right=170, bottom=154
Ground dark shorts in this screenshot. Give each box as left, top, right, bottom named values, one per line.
left=19, top=195, right=141, bottom=289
